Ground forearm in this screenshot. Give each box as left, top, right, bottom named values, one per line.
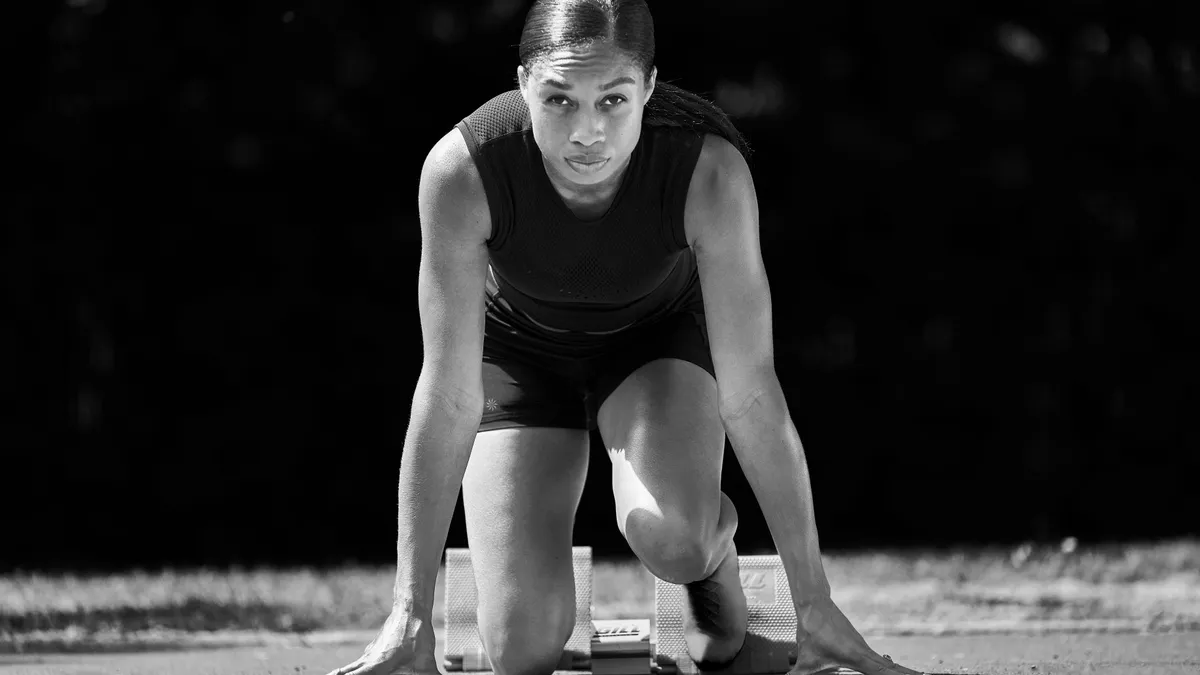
left=722, top=377, right=831, bottom=601
left=392, top=382, right=482, bottom=618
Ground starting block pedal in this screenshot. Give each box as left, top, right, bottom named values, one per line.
left=654, top=555, right=796, bottom=675
left=442, top=546, right=593, bottom=671
left=591, top=619, right=654, bottom=674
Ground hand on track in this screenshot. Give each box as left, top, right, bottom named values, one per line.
left=324, top=609, right=439, bottom=675
left=789, top=596, right=925, bottom=675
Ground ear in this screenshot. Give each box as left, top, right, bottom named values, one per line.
left=516, top=65, right=529, bottom=92
left=645, top=66, right=657, bottom=101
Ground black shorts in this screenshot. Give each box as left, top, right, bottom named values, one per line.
left=479, top=310, right=715, bottom=432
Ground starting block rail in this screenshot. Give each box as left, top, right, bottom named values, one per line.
left=442, top=547, right=795, bottom=674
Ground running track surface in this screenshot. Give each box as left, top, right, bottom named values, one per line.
left=1, top=632, right=1197, bottom=675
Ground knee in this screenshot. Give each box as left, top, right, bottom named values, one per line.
left=479, top=594, right=574, bottom=675
left=624, top=507, right=727, bottom=585
left=487, top=644, right=565, bottom=675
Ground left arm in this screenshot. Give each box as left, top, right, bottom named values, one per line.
left=687, top=134, right=831, bottom=601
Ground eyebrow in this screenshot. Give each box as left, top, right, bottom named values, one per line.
left=542, top=76, right=636, bottom=91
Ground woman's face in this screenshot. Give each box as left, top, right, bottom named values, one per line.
left=519, top=42, right=656, bottom=188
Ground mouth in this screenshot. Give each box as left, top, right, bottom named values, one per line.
left=566, top=157, right=609, bottom=172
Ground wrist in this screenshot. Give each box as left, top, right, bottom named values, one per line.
left=383, top=597, right=436, bottom=641
left=391, top=586, right=436, bottom=620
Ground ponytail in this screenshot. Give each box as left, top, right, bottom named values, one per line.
left=645, top=81, right=753, bottom=161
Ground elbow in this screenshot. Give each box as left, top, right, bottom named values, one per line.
left=717, top=369, right=783, bottom=422
left=414, top=369, right=485, bottom=419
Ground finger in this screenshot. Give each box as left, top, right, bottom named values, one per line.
left=883, top=654, right=925, bottom=675
left=873, top=656, right=925, bottom=675
left=883, top=666, right=925, bottom=675
left=844, top=649, right=914, bottom=675
left=324, top=662, right=359, bottom=675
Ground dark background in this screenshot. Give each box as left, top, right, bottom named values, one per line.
left=4, top=0, right=1198, bottom=573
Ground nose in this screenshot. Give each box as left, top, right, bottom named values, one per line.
left=569, top=109, right=605, bottom=147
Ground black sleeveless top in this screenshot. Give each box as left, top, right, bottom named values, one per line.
left=456, top=89, right=706, bottom=345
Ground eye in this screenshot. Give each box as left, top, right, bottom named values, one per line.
left=603, top=95, right=627, bottom=106
left=546, top=95, right=571, bottom=106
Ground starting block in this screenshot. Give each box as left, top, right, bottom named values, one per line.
left=592, top=619, right=654, bottom=674
left=442, top=548, right=794, bottom=675
left=654, top=555, right=796, bottom=674
left=442, top=547, right=593, bottom=671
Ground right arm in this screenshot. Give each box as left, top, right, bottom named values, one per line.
left=392, top=127, right=492, bottom=625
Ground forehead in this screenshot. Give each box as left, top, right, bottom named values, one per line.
left=531, top=43, right=641, bottom=86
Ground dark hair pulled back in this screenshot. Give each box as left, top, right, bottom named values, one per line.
left=518, top=0, right=752, bottom=160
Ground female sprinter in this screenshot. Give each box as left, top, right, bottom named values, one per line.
left=327, top=1, right=922, bottom=674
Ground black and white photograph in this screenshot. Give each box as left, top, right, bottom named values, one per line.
left=3, top=1, right=1198, bottom=674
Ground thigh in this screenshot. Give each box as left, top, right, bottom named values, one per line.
left=462, top=427, right=590, bottom=623
left=596, top=357, right=726, bottom=538
left=586, top=311, right=714, bottom=431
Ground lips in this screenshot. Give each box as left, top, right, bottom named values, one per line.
left=567, top=156, right=607, bottom=165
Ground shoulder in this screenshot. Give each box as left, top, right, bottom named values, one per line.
left=683, top=133, right=757, bottom=248
left=418, top=127, right=492, bottom=242
left=459, top=88, right=531, bottom=147
left=692, top=133, right=751, bottom=185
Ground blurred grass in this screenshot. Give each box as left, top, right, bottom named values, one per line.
left=2, top=539, right=1198, bottom=640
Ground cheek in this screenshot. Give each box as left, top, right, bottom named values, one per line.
left=531, top=112, right=568, bottom=146
left=610, top=114, right=642, bottom=151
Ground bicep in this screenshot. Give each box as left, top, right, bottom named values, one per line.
left=415, top=128, right=492, bottom=410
